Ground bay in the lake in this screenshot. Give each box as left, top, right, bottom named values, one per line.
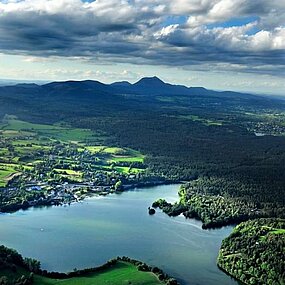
left=0, top=184, right=238, bottom=285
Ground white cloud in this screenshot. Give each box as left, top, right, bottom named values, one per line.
left=22, top=56, right=52, bottom=62
left=172, top=0, right=213, bottom=14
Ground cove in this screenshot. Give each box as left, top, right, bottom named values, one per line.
left=0, top=184, right=238, bottom=285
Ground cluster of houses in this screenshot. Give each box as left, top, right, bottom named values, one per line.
left=249, top=121, right=285, bottom=136
left=23, top=181, right=116, bottom=207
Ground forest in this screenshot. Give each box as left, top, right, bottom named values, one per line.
left=217, top=218, right=285, bottom=285
left=0, top=79, right=284, bottom=285
left=0, top=80, right=284, bottom=222
left=153, top=178, right=284, bottom=229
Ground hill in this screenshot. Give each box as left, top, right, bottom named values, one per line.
left=0, top=77, right=284, bottom=226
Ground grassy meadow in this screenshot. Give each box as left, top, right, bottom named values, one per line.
left=33, top=262, right=163, bottom=285
left=0, top=116, right=145, bottom=187
left=0, top=262, right=163, bottom=285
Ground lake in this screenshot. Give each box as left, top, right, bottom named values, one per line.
left=0, top=184, right=238, bottom=285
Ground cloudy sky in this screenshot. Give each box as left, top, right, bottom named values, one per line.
left=0, top=0, right=284, bottom=94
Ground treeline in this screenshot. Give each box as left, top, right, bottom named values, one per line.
left=0, top=245, right=178, bottom=285
left=0, top=189, right=45, bottom=212
left=117, top=257, right=179, bottom=285
left=0, top=245, right=40, bottom=285
left=75, top=112, right=285, bottom=212
left=153, top=178, right=285, bottom=229
left=217, top=218, right=285, bottom=285
left=39, top=257, right=179, bottom=285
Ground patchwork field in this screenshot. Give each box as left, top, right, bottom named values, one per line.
left=0, top=116, right=145, bottom=188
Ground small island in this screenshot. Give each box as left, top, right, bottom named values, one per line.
left=148, top=207, right=156, bottom=215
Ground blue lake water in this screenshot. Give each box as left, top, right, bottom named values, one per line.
left=0, top=184, right=238, bottom=285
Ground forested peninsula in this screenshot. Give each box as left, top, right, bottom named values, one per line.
left=217, top=219, right=285, bottom=285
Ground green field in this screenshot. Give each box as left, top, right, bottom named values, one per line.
left=0, top=116, right=146, bottom=187
left=114, top=166, right=142, bottom=174
left=33, top=262, right=163, bottom=285
left=0, top=165, right=19, bottom=187
left=86, top=146, right=145, bottom=163
left=0, top=262, right=163, bottom=285
left=178, top=115, right=224, bottom=126
left=1, top=118, right=95, bottom=142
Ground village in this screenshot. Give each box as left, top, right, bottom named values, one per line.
left=0, top=117, right=166, bottom=212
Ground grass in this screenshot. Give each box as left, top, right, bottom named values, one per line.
left=14, top=145, right=51, bottom=154
left=111, top=156, right=144, bottom=163
left=0, top=165, right=19, bottom=187
left=55, top=169, right=83, bottom=181
left=114, top=166, right=142, bottom=174
left=1, top=130, right=33, bottom=138
left=55, top=169, right=82, bottom=176
left=86, top=146, right=145, bottom=164
left=2, top=119, right=95, bottom=142
left=270, top=228, right=285, bottom=235
left=114, top=166, right=130, bottom=174
left=179, top=115, right=224, bottom=126
left=85, top=146, right=106, bottom=153
left=0, top=118, right=95, bottom=186
left=103, top=147, right=126, bottom=154
left=259, top=226, right=285, bottom=241
left=0, top=117, right=146, bottom=186
left=109, top=148, right=145, bottom=163
left=34, top=262, right=162, bottom=285
left=0, top=262, right=163, bottom=285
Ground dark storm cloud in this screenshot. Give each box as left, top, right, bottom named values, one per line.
left=0, top=0, right=284, bottom=76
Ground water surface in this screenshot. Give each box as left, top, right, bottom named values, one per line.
left=0, top=184, right=238, bottom=285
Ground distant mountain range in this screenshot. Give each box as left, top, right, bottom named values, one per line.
left=0, top=76, right=265, bottom=100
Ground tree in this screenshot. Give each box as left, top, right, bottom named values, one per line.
left=0, top=277, right=8, bottom=285
left=115, top=180, right=123, bottom=191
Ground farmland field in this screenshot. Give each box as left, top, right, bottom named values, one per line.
left=33, top=262, right=163, bottom=285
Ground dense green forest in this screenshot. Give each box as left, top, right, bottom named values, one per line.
left=217, top=218, right=285, bottom=285
left=0, top=80, right=284, bottom=224
left=0, top=79, right=284, bottom=284
left=153, top=178, right=284, bottom=228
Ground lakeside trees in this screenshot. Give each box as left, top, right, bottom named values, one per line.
left=153, top=179, right=285, bottom=229
left=217, top=218, right=285, bottom=285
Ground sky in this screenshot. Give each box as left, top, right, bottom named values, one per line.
left=0, top=0, right=284, bottom=95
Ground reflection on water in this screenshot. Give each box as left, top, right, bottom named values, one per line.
left=0, top=184, right=238, bottom=285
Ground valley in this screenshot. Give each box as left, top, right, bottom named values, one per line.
left=0, top=1, right=284, bottom=284
left=0, top=77, right=284, bottom=285
left=0, top=116, right=161, bottom=213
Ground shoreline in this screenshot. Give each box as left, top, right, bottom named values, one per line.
left=0, top=245, right=179, bottom=285
left=0, top=183, right=241, bottom=285
left=0, top=179, right=181, bottom=214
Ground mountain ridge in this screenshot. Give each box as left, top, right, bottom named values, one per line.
left=0, top=76, right=277, bottom=101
